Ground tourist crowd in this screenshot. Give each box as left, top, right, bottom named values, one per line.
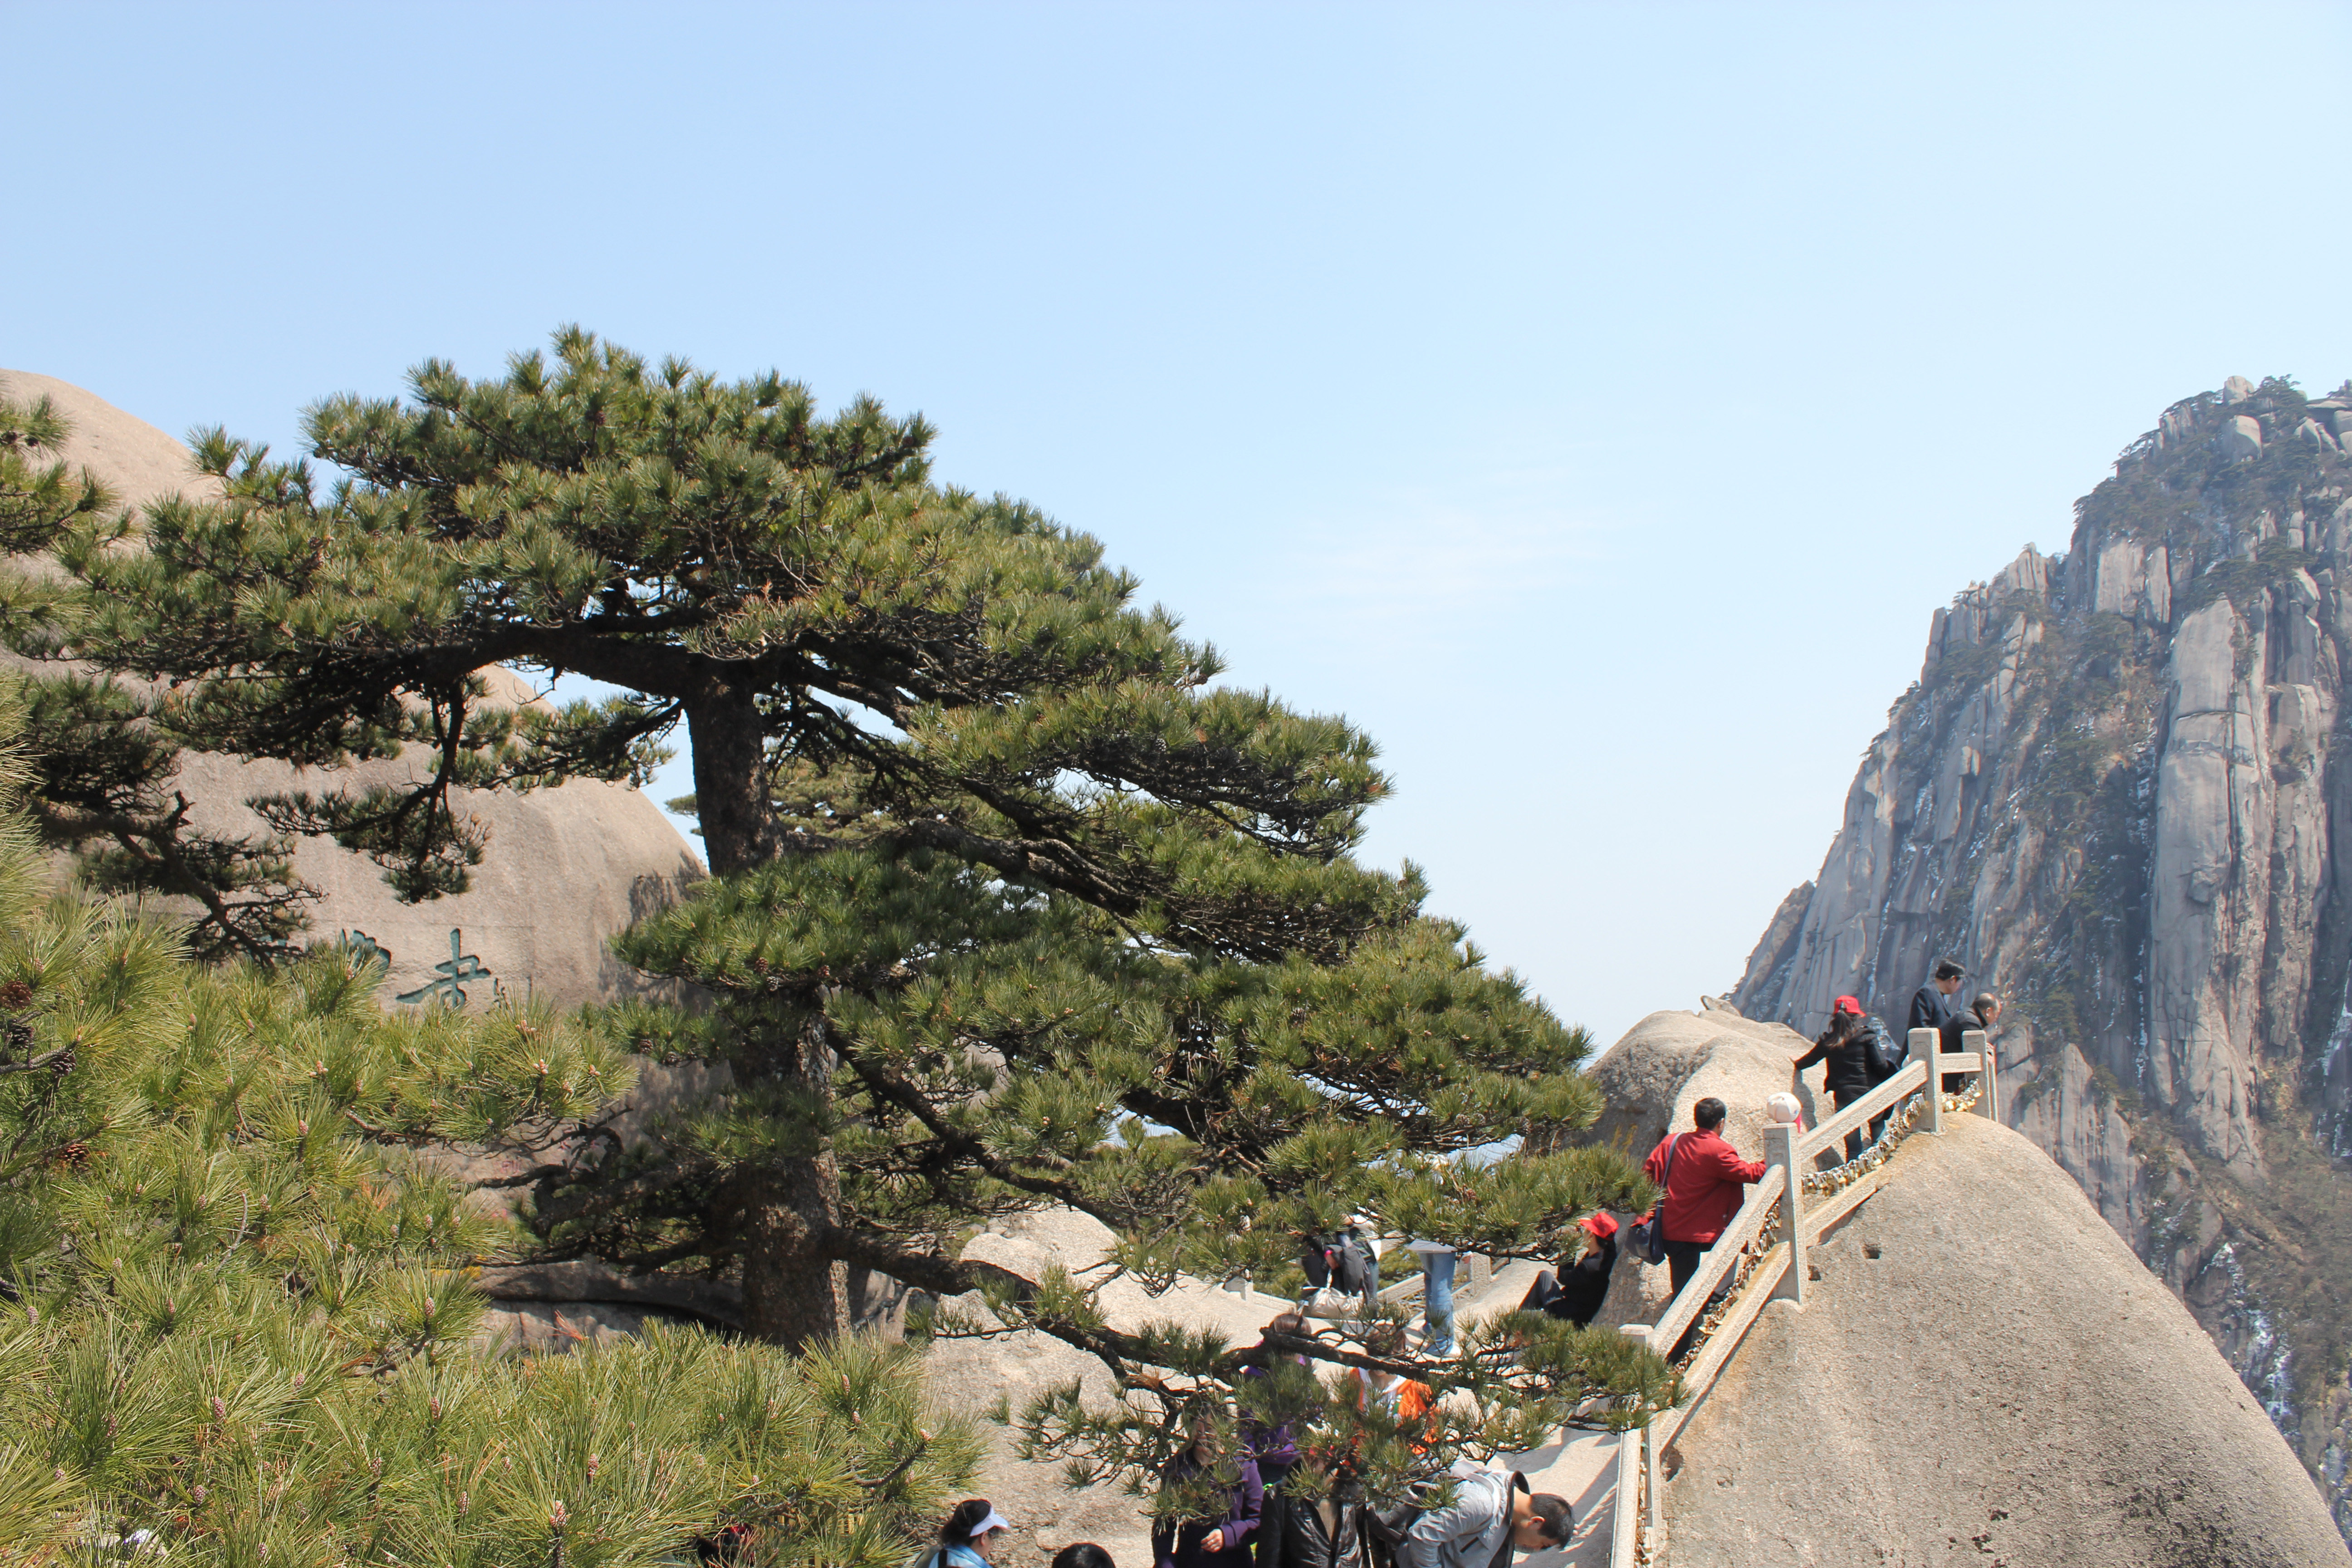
left=921, top=960, right=1998, bottom=1568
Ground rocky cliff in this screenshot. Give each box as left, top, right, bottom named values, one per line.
left=1733, top=373, right=2352, bottom=1535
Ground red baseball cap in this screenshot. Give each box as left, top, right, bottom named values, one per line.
left=1580, top=1212, right=1619, bottom=1240
left=1832, top=995, right=1865, bottom=1016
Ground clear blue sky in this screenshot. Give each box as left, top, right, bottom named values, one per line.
left=7, top=2, right=2349, bottom=1048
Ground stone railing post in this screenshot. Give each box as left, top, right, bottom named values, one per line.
left=1764, top=1122, right=1804, bottom=1305
left=1965, top=1027, right=1997, bottom=1121
left=1911, top=1028, right=1943, bottom=1135
left=1622, top=1324, right=1661, bottom=1532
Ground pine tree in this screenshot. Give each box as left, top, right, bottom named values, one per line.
left=28, top=330, right=1673, bottom=1490
left=0, top=705, right=979, bottom=1564
left=0, top=393, right=315, bottom=961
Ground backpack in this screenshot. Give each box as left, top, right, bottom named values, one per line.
left=1861, top=1017, right=1905, bottom=1077
left=1626, top=1135, right=1682, bottom=1266
left=1333, top=1233, right=1373, bottom=1296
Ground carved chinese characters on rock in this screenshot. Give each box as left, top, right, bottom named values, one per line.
left=395, top=928, right=495, bottom=1009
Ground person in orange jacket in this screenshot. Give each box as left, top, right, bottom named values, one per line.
left=1642, top=1096, right=1766, bottom=1360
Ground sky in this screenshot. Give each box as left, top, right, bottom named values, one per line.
left=5, top=1, right=2350, bottom=1049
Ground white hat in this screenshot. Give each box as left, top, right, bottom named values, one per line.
left=970, top=1509, right=1013, bottom=1538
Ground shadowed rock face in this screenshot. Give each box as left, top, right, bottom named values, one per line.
left=1729, top=375, right=2352, bottom=1534
left=0, top=369, right=705, bottom=1008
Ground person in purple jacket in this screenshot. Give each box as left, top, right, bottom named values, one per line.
left=1153, top=1407, right=1264, bottom=1568
left=1240, top=1312, right=1314, bottom=1568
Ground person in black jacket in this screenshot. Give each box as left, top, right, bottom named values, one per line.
left=1938, top=990, right=2001, bottom=1094
left=1794, top=997, right=1888, bottom=1160
left=1518, top=1212, right=1619, bottom=1326
left=1909, top=960, right=1965, bottom=1047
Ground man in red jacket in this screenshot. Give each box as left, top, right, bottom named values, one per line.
left=1643, top=1096, right=1767, bottom=1360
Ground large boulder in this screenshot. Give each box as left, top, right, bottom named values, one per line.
left=0, top=369, right=704, bottom=1008
left=1664, top=1115, right=2347, bottom=1566
left=1585, top=1013, right=2343, bottom=1563
left=2217, top=413, right=2264, bottom=461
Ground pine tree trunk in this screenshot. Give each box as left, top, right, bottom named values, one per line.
left=734, top=1014, right=849, bottom=1348
left=685, top=679, right=771, bottom=876
left=738, top=1159, right=850, bottom=1348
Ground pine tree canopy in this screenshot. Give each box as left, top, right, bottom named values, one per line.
left=0, top=706, right=980, bottom=1565
left=18, top=329, right=1671, bottom=1493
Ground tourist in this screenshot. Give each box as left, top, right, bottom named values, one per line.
left=1353, top=1323, right=1436, bottom=1450
left=1152, top=1408, right=1264, bottom=1568
left=1405, top=1239, right=1458, bottom=1355
left=1515, top=1213, right=1618, bottom=1327
left=1394, top=1469, right=1571, bottom=1568
left=1642, top=1097, right=1768, bottom=1361
left=1908, top=959, right=1965, bottom=1044
left=1343, top=1215, right=1382, bottom=1315
left=928, top=1501, right=1014, bottom=1568
left=1793, top=997, right=1886, bottom=1160
left=1240, top=1312, right=1315, bottom=1568
left=1054, top=1547, right=1117, bottom=1568
left=1938, top=990, right=2002, bottom=1094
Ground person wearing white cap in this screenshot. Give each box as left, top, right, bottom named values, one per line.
left=928, top=1500, right=1014, bottom=1568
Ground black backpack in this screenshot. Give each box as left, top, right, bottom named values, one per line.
left=1861, top=1017, right=1905, bottom=1078
left=1626, top=1135, right=1682, bottom=1265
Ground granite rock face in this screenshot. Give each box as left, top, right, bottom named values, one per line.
left=0, top=369, right=705, bottom=1008
left=1733, top=374, right=2352, bottom=1535
left=1666, top=1116, right=2347, bottom=1567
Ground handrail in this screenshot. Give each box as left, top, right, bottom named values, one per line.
left=1645, top=1161, right=1785, bottom=1358
left=1604, top=1026, right=1996, bottom=1563
left=1796, top=1058, right=1926, bottom=1162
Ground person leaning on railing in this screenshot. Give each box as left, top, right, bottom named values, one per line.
left=1642, top=1097, right=1768, bottom=1362
left=1938, top=990, right=2002, bottom=1095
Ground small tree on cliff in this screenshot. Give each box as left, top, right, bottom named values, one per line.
left=34, top=331, right=1667, bottom=1462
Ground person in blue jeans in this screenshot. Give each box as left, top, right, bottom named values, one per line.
left=1406, top=1240, right=1458, bottom=1354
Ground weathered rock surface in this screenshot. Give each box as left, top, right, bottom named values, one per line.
left=1666, top=1116, right=2347, bottom=1567
left=0, top=369, right=705, bottom=1008
left=1731, top=374, right=2352, bottom=1534
left=1581, top=1010, right=1809, bottom=1336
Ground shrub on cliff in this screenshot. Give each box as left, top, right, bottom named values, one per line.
left=19, top=329, right=1670, bottom=1495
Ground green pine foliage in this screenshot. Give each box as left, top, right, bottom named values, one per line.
left=24, top=329, right=1669, bottom=1493
left=0, top=394, right=319, bottom=962
left=0, top=720, right=977, bottom=1564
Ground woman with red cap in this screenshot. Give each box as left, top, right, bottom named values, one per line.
left=1793, top=996, right=1890, bottom=1160
left=1515, top=1211, right=1620, bottom=1327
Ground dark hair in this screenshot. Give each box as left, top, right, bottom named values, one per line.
left=1971, top=992, right=2000, bottom=1020
left=1053, top=1546, right=1116, bottom=1568
left=1692, top=1097, right=1727, bottom=1130
left=1528, top=1494, right=1573, bottom=1544
left=1262, top=1310, right=1310, bottom=1340
left=1934, top=959, right=1965, bottom=981
left=1815, top=1012, right=1857, bottom=1049
left=941, top=1501, right=996, bottom=1547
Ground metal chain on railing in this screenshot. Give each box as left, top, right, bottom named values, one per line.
left=1799, top=1077, right=1983, bottom=1197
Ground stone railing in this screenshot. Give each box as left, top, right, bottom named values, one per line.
left=1606, top=1028, right=1998, bottom=1568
